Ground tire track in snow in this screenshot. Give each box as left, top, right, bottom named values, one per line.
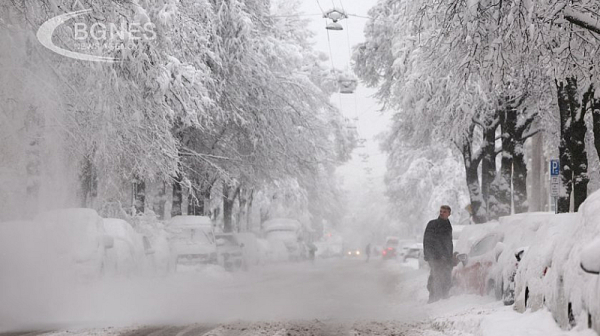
left=0, top=331, right=54, bottom=336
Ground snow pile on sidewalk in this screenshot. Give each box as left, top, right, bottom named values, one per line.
left=381, top=259, right=599, bottom=336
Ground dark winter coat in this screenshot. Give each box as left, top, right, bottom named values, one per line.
left=423, top=217, right=453, bottom=262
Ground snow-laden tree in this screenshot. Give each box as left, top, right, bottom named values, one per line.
left=170, top=0, right=355, bottom=232
left=531, top=0, right=600, bottom=211
left=0, top=0, right=219, bottom=220
left=383, top=132, right=471, bottom=233
left=0, top=0, right=354, bottom=226
left=353, top=0, right=600, bottom=221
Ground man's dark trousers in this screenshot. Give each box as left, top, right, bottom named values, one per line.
left=428, top=259, right=452, bottom=302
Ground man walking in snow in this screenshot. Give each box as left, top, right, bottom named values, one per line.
left=423, top=205, right=454, bottom=303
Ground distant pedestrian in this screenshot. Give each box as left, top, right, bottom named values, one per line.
left=365, top=243, right=371, bottom=262
left=423, top=205, right=454, bottom=303
left=307, top=242, right=317, bottom=264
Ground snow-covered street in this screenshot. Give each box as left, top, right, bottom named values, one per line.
left=2, top=259, right=597, bottom=336
left=3, top=0, right=600, bottom=334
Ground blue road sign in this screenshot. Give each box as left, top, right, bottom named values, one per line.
left=550, top=159, right=560, bottom=176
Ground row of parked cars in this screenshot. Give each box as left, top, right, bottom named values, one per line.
left=0, top=210, right=316, bottom=282
left=0, top=208, right=166, bottom=282
left=450, top=190, right=600, bottom=334
left=166, top=214, right=269, bottom=272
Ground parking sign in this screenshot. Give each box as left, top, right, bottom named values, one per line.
left=550, top=159, right=560, bottom=176
left=550, top=183, right=560, bottom=197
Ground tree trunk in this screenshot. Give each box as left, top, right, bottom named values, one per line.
left=511, top=105, right=537, bottom=214
left=188, top=180, right=210, bottom=216
left=556, top=80, right=573, bottom=213
left=171, top=173, right=183, bottom=217
left=592, top=95, right=600, bottom=173
left=181, top=185, right=189, bottom=215
left=481, top=116, right=499, bottom=220
left=513, top=138, right=528, bottom=213
left=460, top=126, right=485, bottom=223
left=495, top=100, right=516, bottom=217
left=466, top=161, right=485, bottom=223
left=570, top=81, right=591, bottom=211
left=163, top=182, right=173, bottom=221
left=132, top=178, right=145, bottom=214
left=529, top=132, right=544, bottom=212
left=222, top=183, right=240, bottom=233
left=246, top=189, right=254, bottom=231
left=188, top=186, right=201, bottom=216
left=79, top=153, right=98, bottom=208
left=236, top=188, right=247, bottom=232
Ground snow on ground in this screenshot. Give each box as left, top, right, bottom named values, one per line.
left=1, top=258, right=598, bottom=336
left=363, top=261, right=599, bottom=336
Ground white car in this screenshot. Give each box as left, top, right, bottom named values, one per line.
left=451, top=222, right=499, bottom=296
left=34, top=208, right=115, bottom=281
left=130, top=215, right=171, bottom=275
left=511, top=213, right=576, bottom=311
left=263, top=218, right=303, bottom=262
left=315, top=235, right=344, bottom=259
left=488, top=212, right=570, bottom=304
left=580, top=237, right=600, bottom=335
left=401, top=243, right=426, bottom=268
left=543, top=190, right=600, bottom=331
left=103, top=218, right=156, bottom=276
left=167, top=215, right=218, bottom=270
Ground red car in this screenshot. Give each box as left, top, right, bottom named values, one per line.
left=382, top=236, right=400, bottom=260
left=453, top=232, right=504, bottom=296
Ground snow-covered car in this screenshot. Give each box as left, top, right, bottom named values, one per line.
left=580, top=237, right=600, bottom=335
left=315, top=235, right=344, bottom=258
left=452, top=221, right=504, bottom=295
left=263, top=218, right=303, bottom=262
left=500, top=247, right=527, bottom=306
left=130, top=214, right=171, bottom=276
left=166, top=215, right=217, bottom=270
left=543, top=190, right=600, bottom=331
left=511, top=213, right=576, bottom=311
left=454, top=213, right=564, bottom=301
left=402, top=243, right=423, bottom=261
left=453, top=230, right=504, bottom=296
left=34, top=208, right=115, bottom=281
left=486, top=213, right=568, bottom=305
left=103, top=218, right=156, bottom=276
left=402, top=243, right=426, bottom=268
left=215, top=233, right=244, bottom=271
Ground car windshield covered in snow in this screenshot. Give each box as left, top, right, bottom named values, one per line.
left=215, top=234, right=239, bottom=247
left=171, top=228, right=213, bottom=245
left=266, top=230, right=297, bottom=241
left=469, top=233, right=503, bottom=258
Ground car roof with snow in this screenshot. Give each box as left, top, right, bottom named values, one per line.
left=454, top=221, right=499, bottom=254
left=168, top=215, right=213, bottom=228
left=263, top=218, right=301, bottom=232
left=103, top=218, right=138, bottom=242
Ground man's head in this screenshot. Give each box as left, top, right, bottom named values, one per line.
left=439, top=205, right=451, bottom=220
